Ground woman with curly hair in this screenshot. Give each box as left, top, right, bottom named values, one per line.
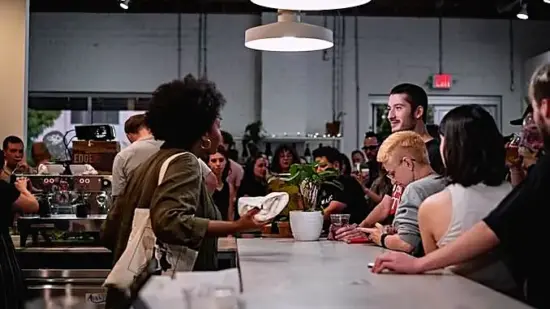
left=270, top=144, right=299, bottom=175
left=102, top=75, right=265, bottom=308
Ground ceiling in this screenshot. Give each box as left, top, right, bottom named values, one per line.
left=30, top=0, right=550, bottom=20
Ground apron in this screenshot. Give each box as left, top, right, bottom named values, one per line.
left=0, top=230, right=25, bottom=309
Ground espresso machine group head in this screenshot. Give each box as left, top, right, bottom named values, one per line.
left=16, top=174, right=112, bottom=247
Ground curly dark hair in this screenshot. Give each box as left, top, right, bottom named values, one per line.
left=270, top=144, right=300, bottom=174
left=312, top=146, right=341, bottom=164
left=146, top=74, right=226, bottom=149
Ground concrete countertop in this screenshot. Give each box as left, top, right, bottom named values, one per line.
left=237, top=238, right=532, bottom=309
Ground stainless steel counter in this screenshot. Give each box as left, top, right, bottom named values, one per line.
left=24, top=269, right=109, bottom=308
left=13, top=236, right=235, bottom=253
left=17, top=246, right=111, bottom=253
left=18, top=237, right=237, bottom=308
left=237, top=238, right=532, bottom=309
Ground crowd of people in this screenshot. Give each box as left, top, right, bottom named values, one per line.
left=0, top=63, right=548, bottom=308
left=104, top=68, right=547, bottom=308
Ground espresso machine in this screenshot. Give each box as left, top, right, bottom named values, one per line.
left=17, top=172, right=112, bottom=247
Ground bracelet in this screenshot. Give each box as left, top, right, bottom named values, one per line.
left=380, top=233, right=388, bottom=248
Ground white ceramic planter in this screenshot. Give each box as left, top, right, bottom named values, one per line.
left=289, top=210, right=323, bottom=241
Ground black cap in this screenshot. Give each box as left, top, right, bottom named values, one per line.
left=510, top=104, right=532, bottom=126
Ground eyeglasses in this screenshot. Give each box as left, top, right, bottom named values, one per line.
left=363, top=145, right=378, bottom=151
left=385, top=157, right=415, bottom=181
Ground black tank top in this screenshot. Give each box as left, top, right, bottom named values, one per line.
left=212, top=180, right=230, bottom=220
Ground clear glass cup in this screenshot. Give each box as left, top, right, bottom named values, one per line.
left=329, top=214, right=351, bottom=237
left=505, top=133, right=521, bottom=165
left=330, top=214, right=351, bottom=226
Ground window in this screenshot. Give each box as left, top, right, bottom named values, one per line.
left=91, top=97, right=150, bottom=148
left=71, top=111, right=87, bottom=124
left=91, top=111, right=119, bottom=124
left=27, top=96, right=88, bottom=162
left=27, top=94, right=152, bottom=162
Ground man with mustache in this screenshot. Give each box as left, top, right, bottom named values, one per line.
left=1, top=136, right=30, bottom=182
left=372, top=64, right=550, bottom=309
left=387, top=83, right=445, bottom=175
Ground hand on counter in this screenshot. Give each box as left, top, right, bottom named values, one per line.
left=357, top=226, right=383, bottom=246
left=372, top=251, right=421, bottom=274
left=331, top=224, right=364, bottom=241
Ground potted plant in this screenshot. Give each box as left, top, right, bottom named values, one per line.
left=325, top=111, right=345, bottom=137
left=286, top=163, right=336, bottom=241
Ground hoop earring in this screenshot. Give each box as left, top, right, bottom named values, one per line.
left=201, top=138, right=212, bottom=150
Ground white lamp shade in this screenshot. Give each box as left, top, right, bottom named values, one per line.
left=245, top=22, right=333, bottom=52
left=516, top=12, right=528, bottom=20
left=251, top=0, right=371, bottom=11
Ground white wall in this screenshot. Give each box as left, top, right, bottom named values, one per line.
left=28, top=13, right=550, bottom=155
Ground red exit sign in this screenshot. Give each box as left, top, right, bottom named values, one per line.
left=432, top=73, right=453, bottom=89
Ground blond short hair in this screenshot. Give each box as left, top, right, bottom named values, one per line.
left=377, top=131, right=430, bottom=165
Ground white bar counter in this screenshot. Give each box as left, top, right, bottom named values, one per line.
left=238, top=238, right=531, bottom=309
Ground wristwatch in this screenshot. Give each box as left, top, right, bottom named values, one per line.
left=380, top=233, right=388, bottom=248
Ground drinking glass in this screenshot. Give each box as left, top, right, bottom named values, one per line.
left=329, top=214, right=351, bottom=237
left=360, top=167, right=370, bottom=183
left=505, top=133, right=521, bottom=165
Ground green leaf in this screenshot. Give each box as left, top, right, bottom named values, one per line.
left=289, top=163, right=299, bottom=176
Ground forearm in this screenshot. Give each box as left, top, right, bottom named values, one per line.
left=509, top=167, right=525, bottom=187
left=206, top=220, right=241, bottom=236
left=227, top=202, right=235, bottom=222
left=416, top=222, right=499, bottom=272
left=360, top=205, right=384, bottom=227
left=385, top=235, right=414, bottom=253
left=365, top=188, right=382, bottom=204
left=17, top=190, right=39, bottom=213
left=228, top=186, right=236, bottom=221
left=322, top=202, right=346, bottom=221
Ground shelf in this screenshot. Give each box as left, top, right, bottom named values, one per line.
left=234, top=136, right=343, bottom=143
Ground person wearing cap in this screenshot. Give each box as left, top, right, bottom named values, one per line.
left=509, top=103, right=532, bottom=126
left=361, top=132, right=393, bottom=210
left=362, top=131, right=380, bottom=186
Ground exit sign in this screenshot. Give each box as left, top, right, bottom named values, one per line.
left=432, top=74, right=453, bottom=89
